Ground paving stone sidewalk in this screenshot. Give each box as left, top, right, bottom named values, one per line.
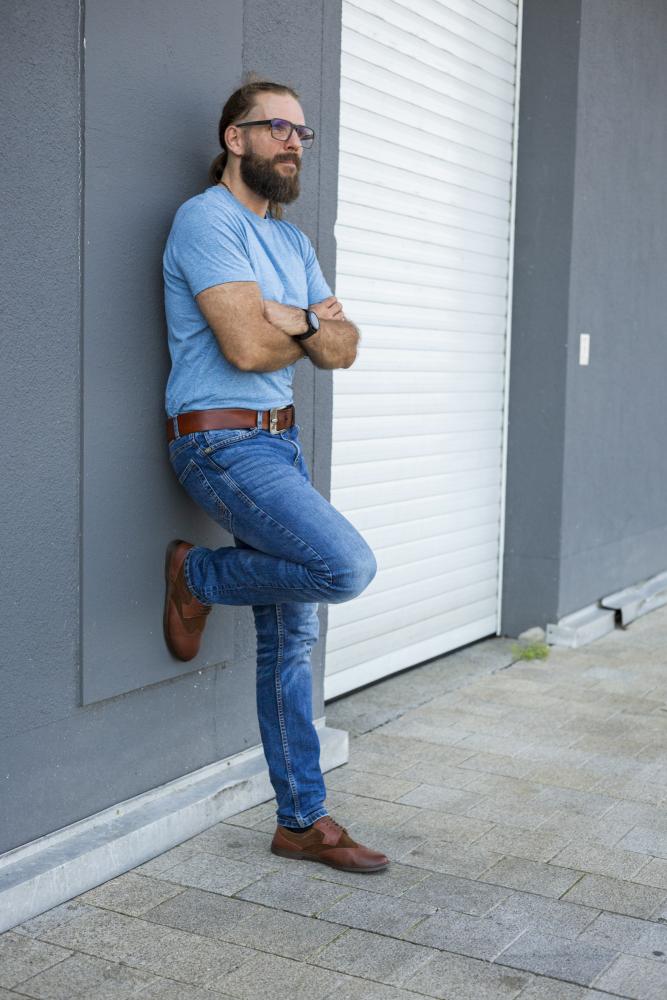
left=3, top=607, right=667, bottom=999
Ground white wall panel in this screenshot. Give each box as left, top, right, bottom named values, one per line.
left=325, top=0, right=522, bottom=698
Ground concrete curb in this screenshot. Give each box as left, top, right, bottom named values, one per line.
left=0, top=721, right=348, bottom=933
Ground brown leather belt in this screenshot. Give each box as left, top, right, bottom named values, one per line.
left=167, top=404, right=295, bottom=443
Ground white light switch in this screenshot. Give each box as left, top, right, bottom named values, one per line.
left=579, top=333, right=590, bottom=366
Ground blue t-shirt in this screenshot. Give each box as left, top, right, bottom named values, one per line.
left=163, top=183, right=333, bottom=416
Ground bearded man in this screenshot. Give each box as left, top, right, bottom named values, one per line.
left=162, top=78, right=389, bottom=874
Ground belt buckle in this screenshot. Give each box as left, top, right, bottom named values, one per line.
left=269, top=406, right=280, bottom=434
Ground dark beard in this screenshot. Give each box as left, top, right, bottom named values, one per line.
left=239, top=146, right=300, bottom=205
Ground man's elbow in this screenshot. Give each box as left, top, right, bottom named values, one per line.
left=218, top=339, right=259, bottom=372
left=342, top=337, right=360, bottom=368
left=233, top=350, right=258, bottom=372
left=225, top=323, right=275, bottom=371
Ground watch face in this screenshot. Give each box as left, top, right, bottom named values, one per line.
left=308, top=310, right=320, bottom=330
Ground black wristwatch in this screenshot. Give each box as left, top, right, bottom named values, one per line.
left=294, top=308, right=320, bottom=341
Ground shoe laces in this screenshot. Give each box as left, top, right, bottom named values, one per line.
left=320, top=815, right=348, bottom=835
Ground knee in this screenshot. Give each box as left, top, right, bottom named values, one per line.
left=327, top=544, right=377, bottom=603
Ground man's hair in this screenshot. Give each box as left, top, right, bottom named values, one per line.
left=208, top=74, right=301, bottom=221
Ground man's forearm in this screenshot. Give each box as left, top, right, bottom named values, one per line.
left=242, top=319, right=307, bottom=372
left=301, top=319, right=360, bottom=370
left=242, top=301, right=359, bottom=371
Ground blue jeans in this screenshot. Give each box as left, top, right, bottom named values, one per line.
left=167, top=419, right=377, bottom=829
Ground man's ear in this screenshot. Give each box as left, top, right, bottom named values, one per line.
left=224, top=123, right=243, bottom=157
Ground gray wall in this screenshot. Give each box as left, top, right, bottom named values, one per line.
left=0, top=0, right=341, bottom=854
left=502, top=0, right=667, bottom=634
left=560, top=0, right=667, bottom=609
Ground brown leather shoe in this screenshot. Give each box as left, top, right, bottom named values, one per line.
left=163, top=539, right=212, bottom=661
left=270, top=816, right=389, bottom=872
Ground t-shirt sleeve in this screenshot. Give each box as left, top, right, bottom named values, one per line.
left=171, top=203, right=256, bottom=297
left=303, top=235, right=333, bottom=305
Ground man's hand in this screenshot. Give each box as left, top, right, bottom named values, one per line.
left=261, top=299, right=309, bottom=336
left=311, top=295, right=347, bottom=322
left=262, top=295, right=347, bottom=335
left=261, top=295, right=358, bottom=369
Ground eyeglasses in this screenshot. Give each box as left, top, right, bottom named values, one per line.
left=235, top=118, right=315, bottom=148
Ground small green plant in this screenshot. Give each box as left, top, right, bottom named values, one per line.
left=511, top=640, right=550, bottom=661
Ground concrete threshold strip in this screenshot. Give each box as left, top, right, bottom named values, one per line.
left=0, top=721, right=348, bottom=934
left=546, top=567, right=667, bottom=648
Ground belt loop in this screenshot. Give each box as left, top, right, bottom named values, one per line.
left=256, top=409, right=263, bottom=428
left=172, top=414, right=180, bottom=439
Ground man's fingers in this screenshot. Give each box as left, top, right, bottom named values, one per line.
left=310, top=297, right=347, bottom=321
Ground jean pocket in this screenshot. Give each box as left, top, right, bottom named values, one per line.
left=168, top=439, right=196, bottom=483
left=168, top=432, right=196, bottom=462
left=285, top=432, right=302, bottom=466
left=197, top=427, right=261, bottom=456
left=178, top=459, right=235, bottom=534
left=176, top=458, right=196, bottom=486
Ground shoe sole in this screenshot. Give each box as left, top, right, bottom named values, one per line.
left=163, top=538, right=188, bottom=660
left=270, top=845, right=389, bottom=873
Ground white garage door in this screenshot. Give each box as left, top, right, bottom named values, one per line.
left=324, top=0, right=522, bottom=699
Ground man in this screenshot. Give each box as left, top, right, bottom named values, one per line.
left=162, top=79, right=389, bottom=874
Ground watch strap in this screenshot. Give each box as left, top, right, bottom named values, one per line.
left=294, top=308, right=319, bottom=341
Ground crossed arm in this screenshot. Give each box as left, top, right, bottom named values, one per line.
left=195, top=282, right=360, bottom=373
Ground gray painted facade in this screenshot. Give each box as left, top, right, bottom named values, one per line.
left=2, top=0, right=666, bottom=858
left=0, top=0, right=340, bottom=856
left=502, top=0, right=667, bottom=635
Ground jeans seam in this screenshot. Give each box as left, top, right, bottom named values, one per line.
left=177, top=459, right=195, bottom=486
left=198, top=458, right=334, bottom=584
left=183, top=548, right=208, bottom=604
left=302, top=806, right=329, bottom=825
left=200, top=428, right=260, bottom=453
left=281, top=431, right=300, bottom=466
left=279, top=806, right=329, bottom=828
left=202, top=580, right=330, bottom=599
left=169, top=441, right=191, bottom=461
left=273, top=604, right=303, bottom=824
left=189, top=465, right=234, bottom=534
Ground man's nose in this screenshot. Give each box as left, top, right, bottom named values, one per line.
left=285, top=129, right=302, bottom=151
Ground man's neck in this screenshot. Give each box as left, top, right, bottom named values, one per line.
left=219, top=174, right=269, bottom=219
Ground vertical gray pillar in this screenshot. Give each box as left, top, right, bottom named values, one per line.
left=504, top=0, right=667, bottom=636
left=502, top=0, right=583, bottom=635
